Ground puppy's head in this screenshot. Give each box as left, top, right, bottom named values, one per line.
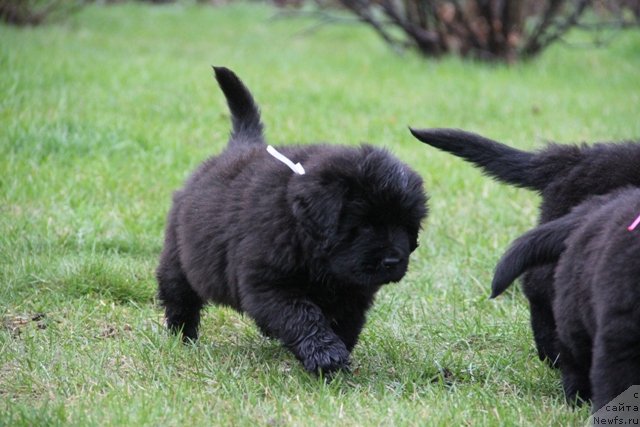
left=289, top=145, right=428, bottom=287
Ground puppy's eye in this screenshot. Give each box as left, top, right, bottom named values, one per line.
left=347, top=225, right=371, bottom=241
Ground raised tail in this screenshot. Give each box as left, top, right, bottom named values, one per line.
left=409, top=128, right=540, bottom=190
left=490, top=213, right=579, bottom=298
left=213, top=66, right=264, bottom=146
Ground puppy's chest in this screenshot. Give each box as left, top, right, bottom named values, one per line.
left=277, top=273, right=375, bottom=316
left=309, top=285, right=374, bottom=315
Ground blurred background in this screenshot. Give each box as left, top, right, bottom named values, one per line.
left=3, top=0, right=640, bottom=62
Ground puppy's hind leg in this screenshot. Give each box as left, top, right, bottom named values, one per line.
left=529, top=298, right=560, bottom=366
left=156, top=233, right=203, bottom=342
left=590, top=326, right=640, bottom=412
left=523, top=269, right=561, bottom=366
left=243, top=288, right=350, bottom=375
left=557, top=342, right=591, bottom=406
left=157, top=269, right=203, bottom=342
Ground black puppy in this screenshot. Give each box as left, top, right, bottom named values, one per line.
left=410, top=128, right=640, bottom=365
left=156, top=67, right=428, bottom=374
left=491, top=187, right=640, bottom=411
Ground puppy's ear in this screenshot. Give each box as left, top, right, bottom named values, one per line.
left=290, top=179, right=343, bottom=241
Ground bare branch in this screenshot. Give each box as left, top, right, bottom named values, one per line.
left=378, top=0, right=442, bottom=54
left=521, top=0, right=565, bottom=54
left=449, top=0, right=485, bottom=51
left=522, top=0, right=593, bottom=58
left=333, top=0, right=620, bottom=62
left=0, top=0, right=85, bottom=26
left=475, top=0, right=499, bottom=51
left=340, top=0, right=407, bottom=51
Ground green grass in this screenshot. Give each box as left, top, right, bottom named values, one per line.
left=1, top=2, right=639, bottom=425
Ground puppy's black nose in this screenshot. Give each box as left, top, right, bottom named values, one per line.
left=382, top=257, right=402, bottom=269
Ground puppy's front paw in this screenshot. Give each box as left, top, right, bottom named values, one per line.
left=300, top=339, right=351, bottom=375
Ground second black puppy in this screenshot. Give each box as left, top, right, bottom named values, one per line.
left=491, top=187, right=640, bottom=411
left=156, top=67, right=428, bottom=374
left=410, top=127, right=640, bottom=366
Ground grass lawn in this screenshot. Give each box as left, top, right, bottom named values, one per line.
left=1, top=2, right=639, bottom=425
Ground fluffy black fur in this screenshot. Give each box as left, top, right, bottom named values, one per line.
left=492, top=187, right=640, bottom=411
left=156, top=67, right=428, bottom=374
left=410, top=127, right=640, bottom=366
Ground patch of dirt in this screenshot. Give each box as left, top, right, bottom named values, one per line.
left=430, top=367, right=455, bottom=386
left=97, top=323, right=132, bottom=339
left=2, top=313, right=48, bottom=337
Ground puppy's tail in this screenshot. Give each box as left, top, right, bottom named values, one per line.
left=410, top=128, right=544, bottom=191
left=491, top=213, right=578, bottom=298
left=213, top=66, right=265, bottom=146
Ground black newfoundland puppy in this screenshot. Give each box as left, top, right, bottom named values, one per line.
left=156, top=67, right=428, bottom=374
left=410, top=128, right=640, bottom=366
left=491, top=187, right=640, bottom=411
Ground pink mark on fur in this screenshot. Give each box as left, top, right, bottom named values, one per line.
left=628, top=213, right=640, bottom=231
